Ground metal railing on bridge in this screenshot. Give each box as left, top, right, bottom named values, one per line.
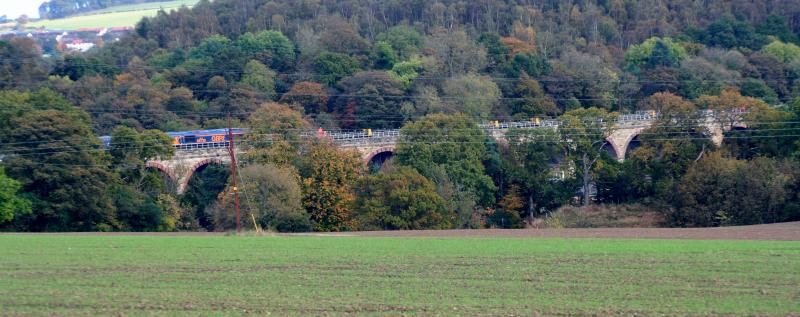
left=301, top=129, right=401, bottom=146
left=478, top=119, right=561, bottom=131
left=174, top=141, right=231, bottom=150
left=164, top=109, right=747, bottom=151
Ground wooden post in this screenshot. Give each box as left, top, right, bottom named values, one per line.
left=227, top=117, right=241, bottom=233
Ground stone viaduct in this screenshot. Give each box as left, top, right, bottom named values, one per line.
left=147, top=112, right=744, bottom=194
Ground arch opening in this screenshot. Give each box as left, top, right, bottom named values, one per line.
left=179, top=160, right=229, bottom=231
left=368, top=151, right=394, bottom=174
left=623, top=135, right=642, bottom=159
left=145, top=161, right=175, bottom=180
left=144, top=166, right=175, bottom=193
left=144, top=161, right=178, bottom=193
left=601, top=142, right=619, bottom=160
left=722, top=126, right=760, bottom=159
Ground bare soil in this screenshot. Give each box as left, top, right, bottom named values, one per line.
left=309, top=221, right=800, bottom=241
left=4, top=222, right=799, bottom=240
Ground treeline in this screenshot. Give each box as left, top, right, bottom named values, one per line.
left=2, top=90, right=800, bottom=232
left=1, top=0, right=800, bottom=231
left=38, top=0, right=167, bottom=19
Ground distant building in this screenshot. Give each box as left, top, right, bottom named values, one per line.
left=0, top=26, right=132, bottom=54
left=65, top=39, right=95, bottom=52
left=75, top=27, right=104, bottom=33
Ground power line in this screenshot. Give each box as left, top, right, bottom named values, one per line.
left=5, top=53, right=800, bottom=87
left=3, top=128, right=799, bottom=158
left=14, top=78, right=788, bottom=102
left=2, top=118, right=798, bottom=150
left=5, top=101, right=778, bottom=129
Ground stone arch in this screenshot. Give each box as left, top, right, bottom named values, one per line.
left=363, top=146, right=396, bottom=173
left=363, top=146, right=396, bottom=165
left=626, top=134, right=643, bottom=156
left=708, top=125, right=725, bottom=147
left=601, top=142, right=620, bottom=161
left=177, top=158, right=224, bottom=194
left=720, top=125, right=754, bottom=154
left=145, top=161, right=176, bottom=180
left=606, top=128, right=644, bottom=161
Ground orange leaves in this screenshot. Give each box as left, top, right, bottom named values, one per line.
left=301, top=143, right=363, bottom=232
left=500, top=37, right=536, bottom=58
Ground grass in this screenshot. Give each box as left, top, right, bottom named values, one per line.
left=78, top=0, right=199, bottom=15
left=0, top=235, right=798, bottom=316
left=27, top=0, right=199, bottom=30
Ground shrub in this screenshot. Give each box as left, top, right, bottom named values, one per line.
left=542, top=204, right=665, bottom=228
left=273, top=212, right=313, bottom=232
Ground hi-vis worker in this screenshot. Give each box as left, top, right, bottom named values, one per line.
left=365, top=129, right=373, bottom=137
left=494, top=120, right=500, bottom=128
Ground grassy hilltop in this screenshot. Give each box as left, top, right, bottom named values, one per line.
left=27, top=0, right=198, bottom=30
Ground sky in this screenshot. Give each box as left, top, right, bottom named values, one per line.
left=0, top=0, right=42, bottom=19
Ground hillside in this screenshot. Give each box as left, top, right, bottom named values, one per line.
left=27, top=0, right=198, bottom=30
left=37, top=0, right=195, bottom=19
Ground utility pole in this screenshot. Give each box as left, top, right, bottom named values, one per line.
left=227, top=116, right=241, bottom=233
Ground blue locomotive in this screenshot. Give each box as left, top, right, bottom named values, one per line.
left=100, top=128, right=246, bottom=150
left=168, top=128, right=246, bottom=150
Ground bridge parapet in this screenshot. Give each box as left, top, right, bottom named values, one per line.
left=169, top=147, right=230, bottom=160
left=299, top=129, right=401, bottom=147
left=147, top=147, right=234, bottom=194
left=618, top=112, right=658, bottom=122
left=147, top=109, right=749, bottom=193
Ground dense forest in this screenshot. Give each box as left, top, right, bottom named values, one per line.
left=2, top=0, right=800, bottom=232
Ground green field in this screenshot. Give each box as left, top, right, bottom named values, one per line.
left=80, top=0, right=200, bottom=14
left=0, top=235, right=798, bottom=316
left=28, top=0, right=199, bottom=30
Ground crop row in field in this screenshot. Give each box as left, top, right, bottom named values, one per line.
left=0, top=235, right=798, bottom=315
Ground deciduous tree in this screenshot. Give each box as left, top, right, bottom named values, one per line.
left=559, top=108, right=617, bottom=206
left=299, top=142, right=363, bottom=232
left=0, top=167, right=31, bottom=226
left=395, top=113, right=497, bottom=206
left=239, top=60, right=276, bottom=99
left=376, top=25, right=425, bottom=61
left=236, top=30, right=296, bottom=71
left=242, top=102, right=309, bottom=167
left=624, top=37, right=688, bottom=72
left=211, top=164, right=308, bottom=232
left=313, top=52, right=361, bottom=85
left=441, top=73, right=501, bottom=119
left=354, top=167, right=451, bottom=230
left=335, top=71, right=406, bottom=129
left=427, top=28, right=488, bottom=76
left=674, top=154, right=796, bottom=226
left=4, top=109, right=117, bottom=231
left=280, top=81, right=329, bottom=115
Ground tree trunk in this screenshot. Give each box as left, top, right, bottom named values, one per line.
left=527, top=193, right=535, bottom=222
left=582, top=153, right=591, bottom=206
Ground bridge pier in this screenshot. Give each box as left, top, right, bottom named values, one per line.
left=144, top=113, right=746, bottom=192
left=603, top=118, right=735, bottom=161
left=147, top=144, right=396, bottom=194
left=147, top=148, right=231, bottom=195
left=606, top=127, right=646, bottom=161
